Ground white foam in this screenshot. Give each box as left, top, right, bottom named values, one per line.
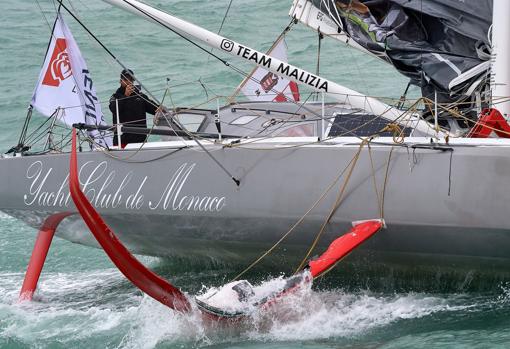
left=497, top=282, right=510, bottom=303
left=0, top=211, right=13, bottom=220
left=113, top=279, right=479, bottom=348
left=248, top=291, right=453, bottom=341
left=117, top=297, right=210, bottom=349
left=0, top=267, right=493, bottom=348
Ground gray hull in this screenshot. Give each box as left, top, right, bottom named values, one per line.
left=2, top=137, right=510, bottom=273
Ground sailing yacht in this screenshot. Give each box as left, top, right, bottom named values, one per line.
left=1, top=0, right=510, bottom=277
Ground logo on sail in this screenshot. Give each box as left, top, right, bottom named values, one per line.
left=42, top=38, right=73, bottom=87
left=238, top=38, right=301, bottom=102
left=260, top=72, right=279, bottom=93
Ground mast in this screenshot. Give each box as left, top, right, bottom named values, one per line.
left=491, top=0, right=510, bottom=119
left=101, top=0, right=442, bottom=137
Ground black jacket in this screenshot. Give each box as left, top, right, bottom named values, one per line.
left=109, top=87, right=157, bottom=145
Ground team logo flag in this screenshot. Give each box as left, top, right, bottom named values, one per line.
left=31, top=14, right=111, bottom=147
left=239, top=38, right=300, bottom=102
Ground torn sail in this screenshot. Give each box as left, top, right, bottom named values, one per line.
left=307, top=0, right=492, bottom=100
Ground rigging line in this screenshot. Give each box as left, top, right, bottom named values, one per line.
left=86, top=133, right=187, bottom=163
left=72, top=0, right=242, bottom=185
left=380, top=146, right=394, bottom=221
left=117, top=0, right=232, bottom=70
left=227, top=108, right=373, bottom=148
left=229, top=94, right=390, bottom=143
left=64, top=0, right=79, bottom=14
left=23, top=110, right=59, bottom=145
left=345, top=36, right=372, bottom=98
left=28, top=127, right=53, bottom=148
left=157, top=95, right=231, bottom=148
left=367, top=143, right=382, bottom=219
left=64, top=0, right=119, bottom=73
left=230, top=147, right=362, bottom=282
left=19, top=1, right=61, bottom=148
left=419, top=0, right=425, bottom=97
left=27, top=125, right=58, bottom=149
left=254, top=92, right=318, bottom=137
left=154, top=86, right=212, bottom=147
left=34, top=0, right=56, bottom=31
left=69, top=0, right=92, bottom=12
left=99, top=85, right=175, bottom=162
left=55, top=0, right=162, bottom=109
left=203, top=0, right=234, bottom=72
left=198, top=79, right=209, bottom=99
left=217, top=0, right=234, bottom=35
left=448, top=150, right=453, bottom=196
left=25, top=126, right=53, bottom=148
left=55, top=1, right=126, bottom=69
left=154, top=96, right=242, bottom=182
left=159, top=91, right=323, bottom=150
left=50, top=0, right=59, bottom=13
left=295, top=139, right=368, bottom=273
left=39, top=86, right=156, bottom=112
left=24, top=120, right=59, bottom=146
left=230, top=98, right=325, bottom=140
left=423, top=96, right=510, bottom=137
left=46, top=128, right=74, bottom=152
left=106, top=147, right=186, bottom=164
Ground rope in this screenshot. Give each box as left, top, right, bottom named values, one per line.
left=422, top=96, right=510, bottom=138
left=217, top=0, right=234, bottom=35
left=294, top=139, right=369, bottom=273
left=367, top=143, right=382, bottom=219
left=380, top=147, right=394, bottom=221
left=380, top=123, right=405, bottom=144
left=230, top=141, right=367, bottom=281
left=291, top=140, right=395, bottom=275
left=203, top=0, right=234, bottom=70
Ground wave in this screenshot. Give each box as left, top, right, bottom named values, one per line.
left=0, top=265, right=509, bottom=349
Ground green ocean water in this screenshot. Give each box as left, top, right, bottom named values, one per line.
left=1, top=1, right=510, bottom=348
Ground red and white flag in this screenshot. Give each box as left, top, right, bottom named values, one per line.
left=31, top=14, right=111, bottom=147
left=239, top=38, right=300, bottom=102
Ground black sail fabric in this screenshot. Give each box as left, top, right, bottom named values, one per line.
left=311, top=0, right=492, bottom=101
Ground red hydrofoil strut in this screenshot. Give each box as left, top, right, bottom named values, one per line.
left=19, top=212, right=72, bottom=301
left=18, top=129, right=382, bottom=314
left=69, top=130, right=190, bottom=312
left=67, top=128, right=381, bottom=318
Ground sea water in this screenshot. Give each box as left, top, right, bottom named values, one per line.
left=1, top=0, right=509, bottom=348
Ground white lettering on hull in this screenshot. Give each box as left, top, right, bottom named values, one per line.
left=23, top=161, right=226, bottom=213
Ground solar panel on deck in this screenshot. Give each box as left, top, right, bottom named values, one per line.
left=327, top=113, right=412, bottom=137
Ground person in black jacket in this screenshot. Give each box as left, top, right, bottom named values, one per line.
left=109, top=69, right=159, bottom=147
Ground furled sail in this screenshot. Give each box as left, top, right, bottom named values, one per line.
left=292, top=0, right=492, bottom=104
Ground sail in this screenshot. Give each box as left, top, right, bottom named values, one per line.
left=32, top=14, right=112, bottom=147
left=295, top=0, right=492, bottom=102
left=238, top=38, right=300, bottom=102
